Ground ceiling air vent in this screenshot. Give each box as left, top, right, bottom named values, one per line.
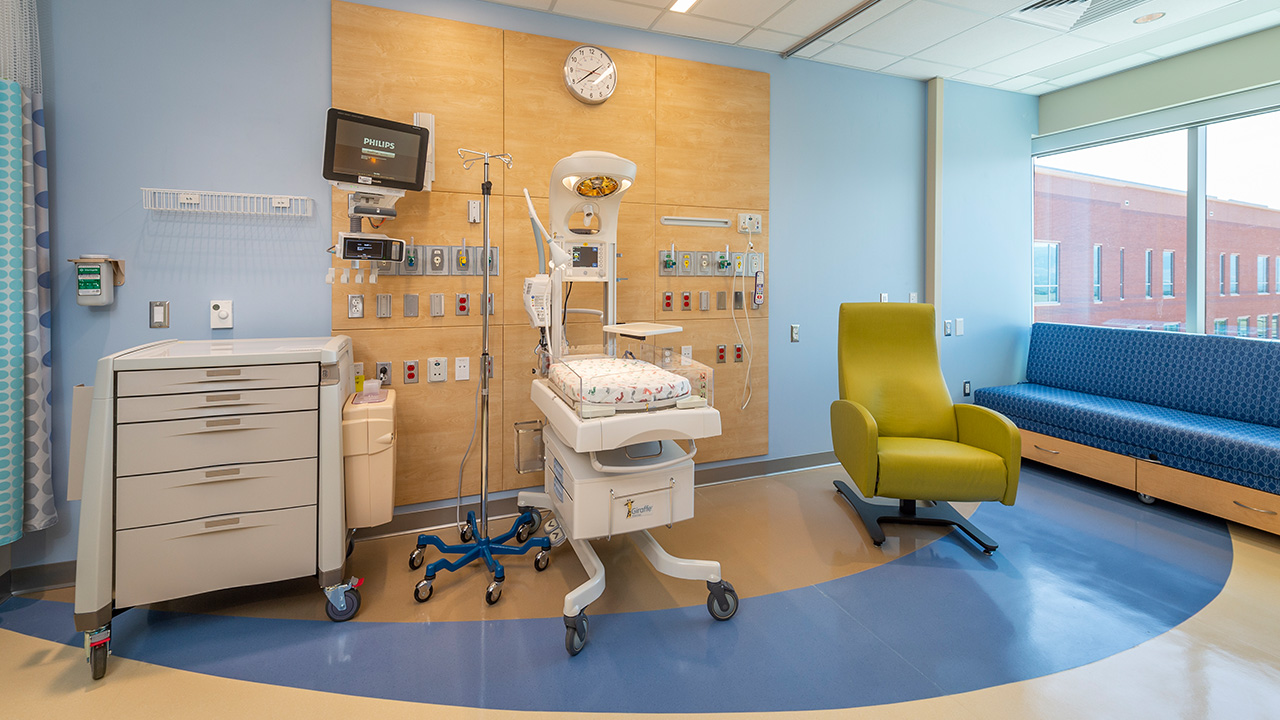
left=1015, top=0, right=1151, bottom=32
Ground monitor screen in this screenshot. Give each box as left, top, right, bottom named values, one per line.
left=323, top=108, right=430, bottom=192
left=572, top=246, right=600, bottom=268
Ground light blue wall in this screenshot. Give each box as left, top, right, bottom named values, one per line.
left=18, top=0, right=1030, bottom=567
left=938, top=81, right=1037, bottom=400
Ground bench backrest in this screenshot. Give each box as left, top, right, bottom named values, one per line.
left=1026, top=322, right=1280, bottom=428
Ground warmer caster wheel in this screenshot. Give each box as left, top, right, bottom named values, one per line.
left=564, top=612, right=589, bottom=656
left=325, top=587, right=362, bottom=622
left=706, top=581, right=738, bottom=621
left=408, top=546, right=425, bottom=571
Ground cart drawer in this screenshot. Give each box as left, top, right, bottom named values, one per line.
left=1021, top=429, right=1137, bottom=491
left=116, top=411, right=318, bottom=477
left=116, top=363, right=317, bottom=397
left=115, top=458, right=318, bottom=530
left=114, top=506, right=316, bottom=608
left=117, top=386, right=318, bottom=423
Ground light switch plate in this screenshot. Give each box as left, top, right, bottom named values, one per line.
left=210, top=300, right=233, bottom=329
left=956, top=318, right=965, bottom=336
left=149, top=301, right=169, bottom=329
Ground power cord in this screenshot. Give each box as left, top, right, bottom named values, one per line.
left=730, top=228, right=755, bottom=410
left=454, top=368, right=483, bottom=533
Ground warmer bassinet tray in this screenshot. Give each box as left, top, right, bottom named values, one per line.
left=548, top=356, right=691, bottom=414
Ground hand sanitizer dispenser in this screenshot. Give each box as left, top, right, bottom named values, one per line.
left=70, top=255, right=125, bottom=306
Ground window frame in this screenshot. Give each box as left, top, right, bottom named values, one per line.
left=1162, top=250, right=1175, bottom=298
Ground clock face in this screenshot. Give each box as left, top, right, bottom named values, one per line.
left=563, top=45, right=617, bottom=105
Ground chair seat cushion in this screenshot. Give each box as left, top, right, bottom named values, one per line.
left=876, top=437, right=1009, bottom=502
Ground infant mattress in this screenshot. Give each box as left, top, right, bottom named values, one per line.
left=548, top=356, right=691, bottom=409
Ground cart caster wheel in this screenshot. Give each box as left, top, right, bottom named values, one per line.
left=326, top=587, right=361, bottom=622
left=517, top=507, right=543, bottom=535
left=516, top=521, right=534, bottom=543
left=89, top=642, right=108, bottom=680
left=460, top=524, right=474, bottom=543
left=1138, top=493, right=1156, bottom=505
left=408, top=546, right=425, bottom=571
left=707, top=584, right=738, bottom=621
left=534, top=550, right=550, bottom=572
left=565, top=615, right=589, bottom=656
left=485, top=581, right=503, bottom=605
left=414, top=578, right=434, bottom=603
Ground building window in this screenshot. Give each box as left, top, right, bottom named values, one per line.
left=1145, top=250, right=1153, bottom=298
left=1033, top=241, right=1059, bottom=304
left=1162, top=250, right=1175, bottom=297
left=1219, top=253, right=1226, bottom=295
left=1273, top=314, right=1279, bottom=339
left=1238, top=316, right=1249, bottom=337
left=1163, top=322, right=1180, bottom=332
left=1260, top=314, right=1270, bottom=338
left=1214, top=318, right=1228, bottom=335
left=1093, top=245, right=1103, bottom=302
left=1230, top=254, right=1240, bottom=294
left=1261, top=256, right=1271, bottom=294
left=1119, top=248, right=1126, bottom=300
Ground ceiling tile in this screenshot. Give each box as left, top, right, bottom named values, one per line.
left=915, top=16, right=1060, bottom=67
left=793, top=39, right=834, bottom=58
left=1049, top=53, right=1160, bottom=86
left=930, top=0, right=1028, bottom=15
left=842, top=0, right=989, bottom=56
left=1147, top=10, right=1280, bottom=58
left=551, top=0, right=663, bottom=29
left=880, top=56, right=968, bottom=80
left=1025, top=81, right=1063, bottom=95
left=818, top=0, right=914, bottom=44
left=979, top=33, right=1106, bottom=77
left=995, top=75, right=1048, bottom=91
left=687, top=0, right=791, bottom=27
left=651, top=11, right=754, bottom=43
left=609, top=0, right=670, bottom=6
left=1068, top=0, right=1239, bottom=45
left=763, top=0, right=858, bottom=36
left=815, top=43, right=903, bottom=70
left=737, top=28, right=804, bottom=52
left=954, top=68, right=1010, bottom=86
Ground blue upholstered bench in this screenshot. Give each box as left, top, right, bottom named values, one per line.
left=975, top=323, right=1280, bottom=534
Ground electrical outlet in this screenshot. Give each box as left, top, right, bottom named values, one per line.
left=879, top=293, right=889, bottom=302
left=963, top=380, right=971, bottom=397
left=404, top=360, right=419, bottom=384
left=375, top=362, right=392, bottom=384
left=456, top=293, right=470, bottom=316
left=662, top=291, right=673, bottom=311
left=944, top=320, right=953, bottom=336
left=790, top=324, right=800, bottom=342
left=681, top=345, right=693, bottom=360
left=716, top=345, right=726, bottom=363
left=455, top=357, right=470, bottom=381
left=353, top=362, right=364, bottom=377
left=734, top=344, right=744, bottom=363
left=737, top=213, right=762, bottom=234
left=681, top=291, right=692, bottom=311
left=427, top=357, right=447, bottom=382
left=909, top=292, right=918, bottom=303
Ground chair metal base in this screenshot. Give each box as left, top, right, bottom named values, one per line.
left=833, top=480, right=998, bottom=554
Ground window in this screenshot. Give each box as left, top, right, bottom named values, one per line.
left=1260, top=314, right=1270, bottom=338
left=1273, top=313, right=1279, bottom=339
left=1214, top=318, right=1228, bottom=335
left=1162, top=250, right=1175, bottom=297
left=1163, top=322, right=1180, bottom=332
left=1229, top=254, right=1240, bottom=294
left=1219, top=253, right=1226, bottom=295
left=1261, top=256, right=1271, bottom=294
left=1093, top=245, right=1103, bottom=302
left=1033, top=133, right=1185, bottom=328
left=1152, top=249, right=1162, bottom=297
left=1033, top=241, right=1059, bottom=304
left=1238, top=316, right=1250, bottom=337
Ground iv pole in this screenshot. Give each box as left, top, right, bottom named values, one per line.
left=407, top=149, right=552, bottom=607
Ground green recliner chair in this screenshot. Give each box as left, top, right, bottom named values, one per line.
left=830, top=302, right=1020, bottom=554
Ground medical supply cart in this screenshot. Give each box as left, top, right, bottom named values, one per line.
left=73, top=337, right=358, bottom=680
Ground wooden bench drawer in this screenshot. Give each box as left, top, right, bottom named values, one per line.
left=1137, top=460, right=1280, bottom=535
left=1021, top=429, right=1136, bottom=491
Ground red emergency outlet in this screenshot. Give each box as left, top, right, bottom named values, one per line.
left=681, top=291, right=692, bottom=311
left=663, top=291, right=673, bottom=311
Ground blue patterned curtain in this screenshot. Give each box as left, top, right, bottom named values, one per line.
left=1, top=0, right=53, bottom=546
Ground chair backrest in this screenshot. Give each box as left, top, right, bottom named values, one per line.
left=838, top=302, right=956, bottom=441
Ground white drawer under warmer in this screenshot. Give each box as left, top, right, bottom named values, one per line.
left=115, top=410, right=318, bottom=476
left=115, top=458, right=318, bottom=530
left=114, top=506, right=317, bottom=608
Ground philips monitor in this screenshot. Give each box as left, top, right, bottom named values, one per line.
left=323, top=108, right=430, bottom=192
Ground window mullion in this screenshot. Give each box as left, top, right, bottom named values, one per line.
left=1186, top=127, right=1207, bottom=334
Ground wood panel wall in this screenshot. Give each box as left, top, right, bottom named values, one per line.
left=331, top=1, right=770, bottom=505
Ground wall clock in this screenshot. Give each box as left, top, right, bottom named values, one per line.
left=563, top=45, right=617, bottom=105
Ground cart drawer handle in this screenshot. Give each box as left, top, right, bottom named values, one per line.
left=205, top=468, right=240, bottom=478
left=1233, top=500, right=1277, bottom=515
left=1033, top=444, right=1060, bottom=455
left=206, top=369, right=242, bottom=378
left=205, top=517, right=241, bottom=529
left=205, top=418, right=242, bottom=429
left=206, top=393, right=241, bottom=402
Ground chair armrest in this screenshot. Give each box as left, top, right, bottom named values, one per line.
left=831, top=399, right=878, bottom=499
left=955, top=404, right=1020, bottom=505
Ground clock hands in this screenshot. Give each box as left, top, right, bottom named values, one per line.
left=577, top=64, right=604, bottom=84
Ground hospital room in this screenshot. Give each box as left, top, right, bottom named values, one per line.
left=4, top=0, right=1280, bottom=716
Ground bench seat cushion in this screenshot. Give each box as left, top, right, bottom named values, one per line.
left=975, top=383, right=1280, bottom=495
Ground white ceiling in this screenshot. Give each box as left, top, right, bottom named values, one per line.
left=485, top=0, right=1280, bottom=94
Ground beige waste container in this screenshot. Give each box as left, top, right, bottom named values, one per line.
left=342, top=389, right=396, bottom=528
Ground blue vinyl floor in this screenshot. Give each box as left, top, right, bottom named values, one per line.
left=0, top=466, right=1234, bottom=713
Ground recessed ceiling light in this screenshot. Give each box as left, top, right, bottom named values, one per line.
left=670, top=0, right=698, bottom=12
left=1133, top=12, right=1166, bottom=24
